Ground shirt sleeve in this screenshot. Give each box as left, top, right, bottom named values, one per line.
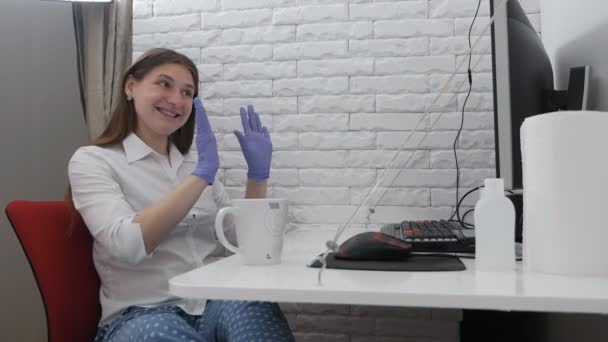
left=212, top=180, right=238, bottom=254
left=68, top=147, right=147, bottom=266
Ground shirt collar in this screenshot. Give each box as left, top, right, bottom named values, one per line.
left=123, top=132, right=189, bottom=167
left=123, top=133, right=154, bottom=163
left=169, top=141, right=185, bottom=168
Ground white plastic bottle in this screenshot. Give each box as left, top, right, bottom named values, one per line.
left=474, top=178, right=516, bottom=271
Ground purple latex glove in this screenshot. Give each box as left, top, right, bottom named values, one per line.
left=191, top=98, right=219, bottom=184
left=233, top=105, right=272, bottom=181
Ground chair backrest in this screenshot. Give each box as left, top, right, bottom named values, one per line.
left=5, top=200, right=100, bottom=342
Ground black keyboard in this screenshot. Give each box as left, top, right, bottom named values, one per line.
left=381, top=220, right=475, bottom=253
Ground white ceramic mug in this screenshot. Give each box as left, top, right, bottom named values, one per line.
left=215, top=198, right=288, bottom=265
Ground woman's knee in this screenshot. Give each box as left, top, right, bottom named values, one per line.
left=214, top=301, right=294, bottom=342
left=220, top=300, right=280, bottom=313
left=106, top=311, right=200, bottom=342
left=216, top=300, right=288, bottom=326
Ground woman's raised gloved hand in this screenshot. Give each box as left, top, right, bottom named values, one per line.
left=233, top=105, right=272, bottom=181
left=191, top=98, right=219, bottom=184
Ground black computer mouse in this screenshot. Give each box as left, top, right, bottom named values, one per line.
left=334, top=231, right=412, bottom=261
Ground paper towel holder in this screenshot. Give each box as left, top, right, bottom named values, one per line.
left=521, top=111, right=608, bottom=277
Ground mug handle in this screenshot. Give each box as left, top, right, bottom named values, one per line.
left=215, top=207, right=241, bottom=255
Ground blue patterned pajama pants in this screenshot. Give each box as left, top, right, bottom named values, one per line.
left=94, top=301, right=295, bottom=342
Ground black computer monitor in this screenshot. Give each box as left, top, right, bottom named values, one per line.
left=489, top=0, right=589, bottom=191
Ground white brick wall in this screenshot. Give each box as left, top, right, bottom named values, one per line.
left=133, top=1, right=540, bottom=340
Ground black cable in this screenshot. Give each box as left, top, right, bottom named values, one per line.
left=461, top=208, right=475, bottom=226
left=456, top=186, right=483, bottom=213
left=450, top=186, right=514, bottom=229
left=449, top=185, right=481, bottom=229
left=448, top=0, right=482, bottom=227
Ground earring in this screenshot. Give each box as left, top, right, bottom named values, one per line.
left=127, top=96, right=132, bottom=101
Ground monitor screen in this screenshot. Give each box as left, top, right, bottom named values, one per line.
left=490, top=0, right=555, bottom=190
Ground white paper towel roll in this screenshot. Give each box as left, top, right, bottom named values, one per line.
left=521, top=111, right=608, bottom=276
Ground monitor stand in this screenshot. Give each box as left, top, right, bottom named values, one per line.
left=566, top=65, right=590, bottom=110
left=546, top=65, right=590, bottom=111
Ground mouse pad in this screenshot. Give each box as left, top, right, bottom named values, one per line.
left=308, top=253, right=466, bottom=271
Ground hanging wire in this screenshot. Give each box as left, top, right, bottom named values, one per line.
left=313, top=0, right=511, bottom=286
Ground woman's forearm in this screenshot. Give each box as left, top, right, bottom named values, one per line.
left=245, top=178, right=267, bottom=198
left=134, top=175, right=208, bottom=254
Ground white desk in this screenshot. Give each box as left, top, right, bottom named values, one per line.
left=169, top=228, right=608, bottom=314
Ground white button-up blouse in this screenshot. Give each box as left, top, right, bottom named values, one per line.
left=68, top=133, right=235, bottom=325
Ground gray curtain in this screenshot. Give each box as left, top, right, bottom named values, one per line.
left=72, top=0, right=132, bottom=140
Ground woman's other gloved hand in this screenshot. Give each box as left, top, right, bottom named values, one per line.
left=233, top=105, right=272, bottom=181
left=191, top=97, right=219, bottom=184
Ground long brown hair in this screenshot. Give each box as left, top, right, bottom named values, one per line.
left=65, top=48, right=199, bottom=218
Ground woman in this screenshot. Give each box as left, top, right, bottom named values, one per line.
left=67, top=48, right=294, bottom=341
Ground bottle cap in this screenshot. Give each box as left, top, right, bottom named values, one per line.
left=484, top=178, right=504, bottom=196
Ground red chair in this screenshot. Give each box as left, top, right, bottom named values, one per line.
left=5, top=200, right=101, bottom=342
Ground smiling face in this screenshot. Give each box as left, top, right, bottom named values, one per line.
left=125, top=63, right=195, bottom=149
